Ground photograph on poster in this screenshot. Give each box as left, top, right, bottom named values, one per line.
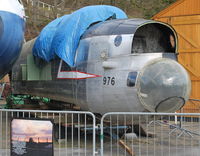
left=11, top=118, right=53, bottom=156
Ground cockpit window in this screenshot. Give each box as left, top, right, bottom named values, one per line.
left=132, top=23, right=176, bottom=54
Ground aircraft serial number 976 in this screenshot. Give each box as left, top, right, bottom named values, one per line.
left=103, top=77, right=115, bottom=85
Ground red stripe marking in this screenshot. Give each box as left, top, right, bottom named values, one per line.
left=57, top=70, right=102, bottom=80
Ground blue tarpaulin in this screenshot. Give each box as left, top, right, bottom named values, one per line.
left=33, top=5, right=127, bottom=67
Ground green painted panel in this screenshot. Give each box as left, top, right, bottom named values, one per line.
left=40, top=63, right=52, bottom=80
left=27, top=54, right=52, bottom=81
left=27, top=54, right=40, bottom=80
left=21, top=64, right=27, bottom=80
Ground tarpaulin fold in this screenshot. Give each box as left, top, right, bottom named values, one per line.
left=33, top=5, right=127, bottom=67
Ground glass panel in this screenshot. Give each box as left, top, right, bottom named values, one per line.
left=127, top=72, right=137, bottom=87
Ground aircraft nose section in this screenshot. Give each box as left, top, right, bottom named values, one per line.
left=136, top=58, right=191, bottom=113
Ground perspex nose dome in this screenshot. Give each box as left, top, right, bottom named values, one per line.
left=136, top=58, right=191, bottom=113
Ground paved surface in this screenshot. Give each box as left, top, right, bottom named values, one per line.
left=1, top=147, right=200, bottom=156
left=102, top=143, right=200, bottom=156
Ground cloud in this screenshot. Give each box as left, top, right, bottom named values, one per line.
left=12, top=119, right=53, bottom=140
left=41, top=129, right=52, bottom=135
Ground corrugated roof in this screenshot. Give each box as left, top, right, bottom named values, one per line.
left=152, top=0, right=185, bottom=19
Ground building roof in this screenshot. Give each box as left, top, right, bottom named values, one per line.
left=152, top=0, right=185, bottom=19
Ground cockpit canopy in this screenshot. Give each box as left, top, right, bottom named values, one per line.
left=82, top=19, right=177, bottom=57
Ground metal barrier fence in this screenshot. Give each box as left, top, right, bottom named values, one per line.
left=2, top=110, right=200, bottom=156
left=26, top=0, right=54, bottom=10
left=100, top=112, right=200, bottom=156
left=0, top=109, right=96, bottom=156
left=26, top=0, right=63, bottom=10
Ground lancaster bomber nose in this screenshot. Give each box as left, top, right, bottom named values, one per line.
left=136, top=58, right=191, bottom=113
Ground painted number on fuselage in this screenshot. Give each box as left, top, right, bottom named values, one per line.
left=103, top=77, right=115, bottom=85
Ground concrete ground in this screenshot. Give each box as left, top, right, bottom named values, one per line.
left=1, top=146, right=200, bottom=156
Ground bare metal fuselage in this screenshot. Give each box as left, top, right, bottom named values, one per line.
left=11, top=19, right=191, bottom=114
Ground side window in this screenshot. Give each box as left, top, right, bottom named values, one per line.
left=61, top=61, right=71, bottom=71
left=75, top=41, right=89, bottom=65
left=127, top=72, right=137, bottom=87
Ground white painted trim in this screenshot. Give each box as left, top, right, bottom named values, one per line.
left=57, top=60, right=102, bottom=79
left=0, top=0, right=25, bottom=19
left=57, top=71, right=100, bottom=79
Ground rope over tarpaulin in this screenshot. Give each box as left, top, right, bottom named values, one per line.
left=32, top=5, right=127, bottom=67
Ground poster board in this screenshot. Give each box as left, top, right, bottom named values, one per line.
left=11, top=118, right=54, bottom=156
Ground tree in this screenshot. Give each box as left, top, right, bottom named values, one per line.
left=22, top=0, right=176, bottom=40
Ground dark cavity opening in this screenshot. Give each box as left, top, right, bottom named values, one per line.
left=132, top=23, right=176, bottom=54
